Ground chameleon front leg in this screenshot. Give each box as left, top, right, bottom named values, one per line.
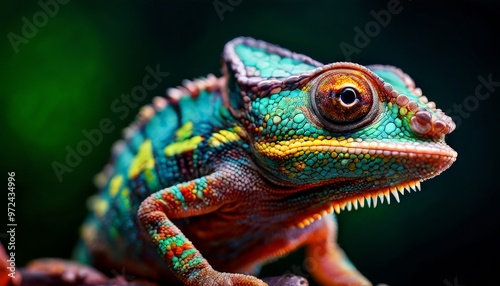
left=137, top=171, right=267, bottom=286
left=305, top=215, right=372, bottom=286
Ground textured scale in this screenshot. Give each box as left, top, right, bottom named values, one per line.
left=74, top=37, right=457, bottom=286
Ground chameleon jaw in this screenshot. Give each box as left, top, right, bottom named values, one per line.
left=295, top=179, right=422, bottom=229
left=281, top=140, right=456, bottom=229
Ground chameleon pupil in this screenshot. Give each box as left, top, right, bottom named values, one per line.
left=339, top=87, right=357, bottom=106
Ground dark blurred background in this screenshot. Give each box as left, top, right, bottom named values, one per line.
left=1, top=1, right=499, bottom=285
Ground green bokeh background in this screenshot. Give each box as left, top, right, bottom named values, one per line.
left=1, top=1, right=499, bottom=285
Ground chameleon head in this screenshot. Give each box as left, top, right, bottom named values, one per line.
left=223, top=37, right=457, bottom=207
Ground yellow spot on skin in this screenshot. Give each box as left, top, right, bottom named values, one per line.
left=348, top=162, right=356, bottom=170
left=209, top=138, right=222, bottom=147
left=176, top=121, right=194, bottom=140
left=293, top=161, right=306, bottom=172
left=146, top=170, right=159, bottom=187
left=208, top=129, right=241, bottom=147
left=164, top=136, right=203, bottom=157
left=109, top=175, right=123, bottom=197
left=93, top=198, right=108, bottom=218
left=399, top=107, right=408, bottom=116
left=129, top=139, right=155, bottom=178
left=219, top=130, right=239, bottom=142
left=211, top=133, right=228, bottom=144
left=80, top=223, right=97, bottom=246
left=233, top=126, right=247, bottom=139
left=121, top=188, right=130, bottom=198
left=121, top=188, right=131, bottom=209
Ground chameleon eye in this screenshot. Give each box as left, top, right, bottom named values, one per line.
left=309, top=69, right=380, bottom=132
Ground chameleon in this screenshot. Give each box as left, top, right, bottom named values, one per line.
left=24, top=37, right=457, bottom=286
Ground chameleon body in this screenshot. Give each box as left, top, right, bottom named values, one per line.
left=76, top=37, right=457, bottom=285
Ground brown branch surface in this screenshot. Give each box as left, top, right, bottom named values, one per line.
left=2, top=242, right=307, bottom=286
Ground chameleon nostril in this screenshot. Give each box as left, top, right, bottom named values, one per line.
left=433, top=119, right=449, bottom=134
left=410, top=116, right=432, bottom=135
left=410, top=110, right=456, bottom=138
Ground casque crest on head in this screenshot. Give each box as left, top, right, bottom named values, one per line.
left=222, top=37, right=455, bottom=141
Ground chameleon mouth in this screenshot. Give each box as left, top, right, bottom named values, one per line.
left=295, top=179, right=421, bottom=229
left=256, top=137, right=457, bottom=228
left=287, top=141, right=457, bottom=229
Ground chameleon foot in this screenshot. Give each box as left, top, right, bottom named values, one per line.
left=194, top=267, right=267, bottom=286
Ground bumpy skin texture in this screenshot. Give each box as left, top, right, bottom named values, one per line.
left=76, top=37, right=457, bottom=285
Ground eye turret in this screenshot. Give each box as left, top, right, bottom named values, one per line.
left=310, top=69, right=380, bottom=132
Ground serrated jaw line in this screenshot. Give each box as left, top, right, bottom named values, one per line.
left=295, top=179, right=422, bottom=228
